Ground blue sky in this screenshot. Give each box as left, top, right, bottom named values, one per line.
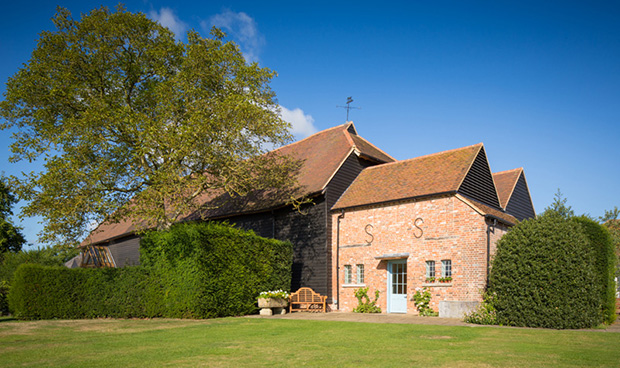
left=1, top=1, right=619, bottom=247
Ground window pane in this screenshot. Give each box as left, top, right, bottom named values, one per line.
left=344, top=265, right=352, bottom=284
left=442, top=260, right=452, bottom=278
left=356, top=264, right=364, bottom=284
left=426, top=261, right=435, bottom=278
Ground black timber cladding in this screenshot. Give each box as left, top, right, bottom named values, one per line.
left=226, top=197, right=328, bottom=297
left=107, top=235, right=141, bottom=267
left=458, top=147, right=502, bottom=209
left=326, top=153, right=375, bottom=210
left=505, top=172, right=536, bottom=221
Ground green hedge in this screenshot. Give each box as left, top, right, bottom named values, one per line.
left=572, top=216, right=617, bottom=324
left=0, top=280, right=9, bottom=315
left=8, top=264, right=164, bottom=319
left=140, top=221, right=293, bottom=318
left=489, top=213, right=603, bottom=329
left=9, top=222, right=293, bottom=320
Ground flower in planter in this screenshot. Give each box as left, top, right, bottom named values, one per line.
left=258, top=290, right=290, bottom=300
left=425, top=277, right=436, bottom=283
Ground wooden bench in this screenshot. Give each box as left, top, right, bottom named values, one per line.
left=289, top=287, right=327, bottom=313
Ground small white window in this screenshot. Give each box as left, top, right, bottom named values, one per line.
left=356, top=264, right=364, bottom=284
left=441, top=260, right=452, bottom=278
left=425, top=260, right=435, bottom=278
left=344, top=264, right=352, bottom=284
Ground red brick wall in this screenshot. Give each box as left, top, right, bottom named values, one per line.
left=331, top=195, right=508, bottom=314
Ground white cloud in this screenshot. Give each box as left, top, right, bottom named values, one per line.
left=149, top=8, right=188, bottom=40
left=280, top=106, right=317, bottom=139
left=204, top=10, right=265, bottom=63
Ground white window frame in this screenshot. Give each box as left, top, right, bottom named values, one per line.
left=344, top=264, right=352, bottom=284
left=425, top=260, right=435, bottom=278
left=356, top=264, right=364, bottom=284
left=441, top=259, right=452, bottom=278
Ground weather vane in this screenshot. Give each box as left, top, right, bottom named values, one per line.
left=337, top=96, right=361, bottom=122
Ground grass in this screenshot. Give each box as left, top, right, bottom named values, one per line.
left=1, top=316, right=619, bottom=367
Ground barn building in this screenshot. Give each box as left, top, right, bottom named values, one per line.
left=78, top=123, right=535, bottom=314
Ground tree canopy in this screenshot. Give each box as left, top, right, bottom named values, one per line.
left=541, top=188, right=574, bottom=219
left=0, top=6, right=299, bottom=246
left=0, top=178, right=26, bottom=254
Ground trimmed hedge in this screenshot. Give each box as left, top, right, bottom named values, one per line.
left=9, top=222, right=293, bottom=320
left=489, top=213, right=603, bottom=329
left=572, top=216, right=617, bottom=324
left=8, top=264, right=164, bottom=319
left=140, top=221, right=293, bottom=318
left=0, top=280, right=9, bottom=315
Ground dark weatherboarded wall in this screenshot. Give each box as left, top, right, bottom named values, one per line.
left=107, top=235, right=141, bottom=267
left=505, top=173, right=536, bottom=221
left=225, top=198, right=327, bottom=296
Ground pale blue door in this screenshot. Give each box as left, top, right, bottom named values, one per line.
left=388, top=260, right=407, bottom=313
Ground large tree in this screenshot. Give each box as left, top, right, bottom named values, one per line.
left=0, top=179, right=26, bottom=253
left=0, top=6, right=299, bottom=246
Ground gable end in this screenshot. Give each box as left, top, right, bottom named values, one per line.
left=458, top=147, right=501, bottom=209
left=505, top=172, right=536, bottom=221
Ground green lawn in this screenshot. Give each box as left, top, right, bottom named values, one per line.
left=1, top=317, right=619, bottom=367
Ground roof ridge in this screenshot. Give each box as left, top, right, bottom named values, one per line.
left=342, top=125, right=356, bottom=147
left=493, top=167, right=523, bottom=175
left=358, top=142, right=483, bottom=172
left=269, top=123, right=350, bottom=154
left=349, top=132, right=397, bottom=161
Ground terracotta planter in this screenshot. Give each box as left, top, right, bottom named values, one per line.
left=258, top=298, right=288, bottom=308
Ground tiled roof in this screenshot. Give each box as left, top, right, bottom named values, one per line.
left=457, top=195, right=518, bottom=226
left=186, top=123, right=395, bottom=220
left=493, top=168, right=523, bottom=209
left=270, top=122, right=395, bottom=195
left=332, top=143, right=484, bottom=210
left=82, top=123, right=394, bottom=245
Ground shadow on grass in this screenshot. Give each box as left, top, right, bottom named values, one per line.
left=0, top=316, right=18, bottom=322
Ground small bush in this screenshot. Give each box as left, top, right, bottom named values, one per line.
left=412, top=287, right=438, bottom=316
left=353, top=287, right=381, bottom=313
left=464, top=291, right=497, bottom=325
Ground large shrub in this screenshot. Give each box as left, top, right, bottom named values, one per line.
left=489, top=213, right=602, bottom=329
left=141, top=221, right=293, bottom=318
left=573, top=216, right=617, bottom=324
